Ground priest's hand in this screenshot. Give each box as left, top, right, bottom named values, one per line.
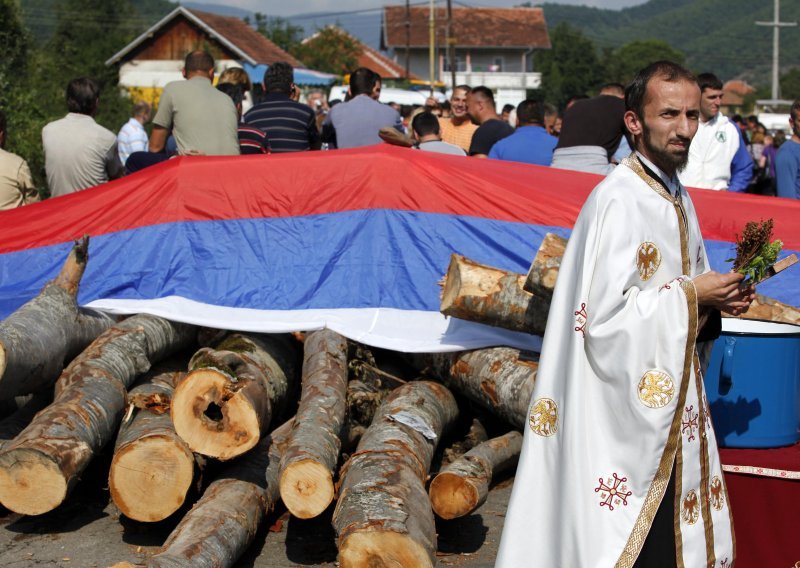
left=692, top=271, right=755, bottom=316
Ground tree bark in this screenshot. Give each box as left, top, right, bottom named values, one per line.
left=429, top=430, right=522, bottom=519
left=148, top=419, right=293, bottom=568
left=425, top=348, right=538, bottom=430
left=109, top=372, right=195, bottom=522
left=439, top=253, right=550, bottom=335
left=524, top=232, right=566, bottom=298
left=279, top=329, right=348, bottom=519
left=731, top=293, right=800, bottom=326
left=0, top=237, right=115, bottom=400
left=171, top=334, right=299, bottom=461
left=0, top=315, right=195, bottom=515
left=0, top=393, right=51, bottom=451
left=333, top=381, right=459, bottom=568
left=441, top=418, right=488, bottom=467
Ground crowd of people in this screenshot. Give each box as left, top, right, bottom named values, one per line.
left=1, top=49, right=799, bottom=211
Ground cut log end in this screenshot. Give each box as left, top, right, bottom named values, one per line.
left=338, top=531, right=433, bottom=568
left=0, top=448, right=67, bottom=515
left=440, top=255, right=464, bottom=310
left=429, top=472, right=480, bottom=520
left=171, top=369, right=261, bottom=460
left=279, top=459, right=334, bottom=519
left=109, top=435, right=194, bottom=522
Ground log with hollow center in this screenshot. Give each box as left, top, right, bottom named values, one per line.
left=171, top=334, right=298, bottom=461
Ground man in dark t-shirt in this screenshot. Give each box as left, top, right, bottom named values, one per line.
left=466, top=86, right=514, bottom=157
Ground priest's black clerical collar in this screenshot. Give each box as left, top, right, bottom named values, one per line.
left=635, top=152, right=681, bottom=198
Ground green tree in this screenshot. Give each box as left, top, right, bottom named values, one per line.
left=0, top=0, right=45, bottom=192
left=291, top=26, right=360, bottom=75
left=254, top=13, right=304, bottom=54
left=602, top=39, right=686, bottom=86
left=535, top=22, right=603, bottom=109
left=780, top=68, right=800, bottom=101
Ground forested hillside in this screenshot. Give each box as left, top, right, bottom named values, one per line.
left=542, top=0, right=800, bottom=82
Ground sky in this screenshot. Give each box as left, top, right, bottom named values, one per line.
left=186, top=0, right=648, bottom=18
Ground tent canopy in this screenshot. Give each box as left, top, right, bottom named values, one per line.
left=243, top=63, right=337, bottom=86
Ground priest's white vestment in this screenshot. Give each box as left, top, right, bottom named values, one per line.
left=496, top=156, right=735, bottom=567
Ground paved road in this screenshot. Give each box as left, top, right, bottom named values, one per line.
left=0, top=450, right=510, bottom=567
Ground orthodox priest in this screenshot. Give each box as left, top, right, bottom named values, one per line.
left=496, top=61, right=754, bottom=567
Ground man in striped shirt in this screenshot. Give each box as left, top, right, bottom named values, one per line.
left=243, top=62, right=320, bottom=153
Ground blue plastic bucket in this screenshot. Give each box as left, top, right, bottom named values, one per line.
left=703, top=319, right=800, bottom=448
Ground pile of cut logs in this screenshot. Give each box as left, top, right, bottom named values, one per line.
left=0, top=235, right=796, bottom=568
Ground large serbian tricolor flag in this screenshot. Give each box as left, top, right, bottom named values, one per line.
left=1, top=146, right=798, bottom=352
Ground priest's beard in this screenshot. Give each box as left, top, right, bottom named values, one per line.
left=641, top=122, right=691, bottom=176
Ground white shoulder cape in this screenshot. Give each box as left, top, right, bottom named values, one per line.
left=496, top=157, right=735, bottom=568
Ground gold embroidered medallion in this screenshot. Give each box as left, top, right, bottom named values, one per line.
left=529, top=398, right=558, bottom=437
left=636, top=241, right=661, bottom=281
left=682, top=489, right=700, bottom=525
left=637, top=370, right=675, bottom=409
left=709, top=476, right=725, bottom=511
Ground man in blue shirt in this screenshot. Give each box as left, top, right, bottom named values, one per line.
left=775, top=100, right=800, bottom=199
left=488, top=99, right=558, bottom=166
left=321, top=68, right=403, bottom=149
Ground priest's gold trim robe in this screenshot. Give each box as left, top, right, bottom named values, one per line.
left=496, top=157, right=735, bottom=567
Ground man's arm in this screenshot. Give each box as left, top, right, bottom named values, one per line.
left=728, top=128, right=753, bottom=192
left=307, top=111, right=321, bottom=150
left=392, top=111, right=403, bottom=134
left=17, top=159, right=39, bottom=205
left=148, top=125, right=168, bottom=153
left=105, top=143, right=124, bottom=180
left=775, top=147, right=799, bottom=199
left=320, top=111, right=335, bottom=145
left=149, top=89, right=172, bottom=153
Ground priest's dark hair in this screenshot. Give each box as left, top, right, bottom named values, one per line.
left=66, top=77, right=100, bottom=116
left=625, top=61, right=697, bottom=120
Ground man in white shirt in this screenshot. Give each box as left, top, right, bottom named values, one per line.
left=679, top=72, right=752, bottom=191
left=117, top=102, right=151, bottom=166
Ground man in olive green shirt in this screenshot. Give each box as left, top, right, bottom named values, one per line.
left=0, top=110, right=38, bottom=210
left=149, top=51, right=239, bottom=156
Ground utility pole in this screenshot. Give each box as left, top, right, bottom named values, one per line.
left=405, top=0, right=411, bottom=80
left=429, top=0, right=435, bottom=96
left=755, top=0, right=797, bottom=103
left=447, top=0, right=455, bottom=90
